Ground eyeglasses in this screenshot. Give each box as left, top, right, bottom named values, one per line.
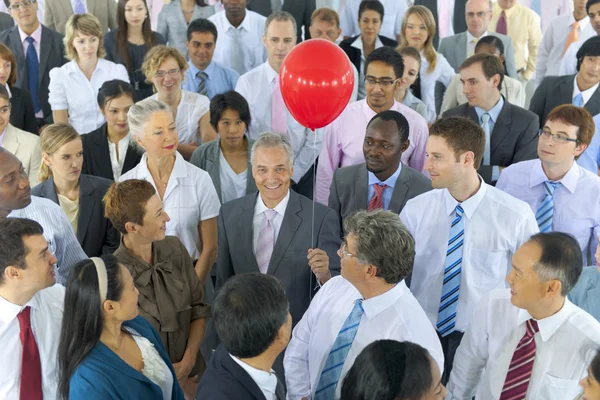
left=154, top=68, right=181, bottom=78
left=538, top=129, right=578, bottom=144
left=8, top=0, right=36, bottom=10
left=466, top=11, right=491, bottom=19
left=364, top=77, right=398, bottom=88
left=339, top=242, right=357, bottom=259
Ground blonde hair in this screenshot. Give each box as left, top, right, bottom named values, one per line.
left=142, top=45, right=188, bottom=83
left=64, top=13, right=106, bottom=61
left=398, top=6, right=437, bottom=74
left=38, top=124, right=81, bottom=182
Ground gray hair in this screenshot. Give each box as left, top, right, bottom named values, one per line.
left=344, top=210, right=415, bottom=284
left=251, top=132, right=295, bottom=168
left=264, top=11, right=298, bottom=38
left=127, top=98, right=171, bottom=140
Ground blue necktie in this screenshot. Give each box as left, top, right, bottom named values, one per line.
left=437, top=204, right=464, bottom=337
left=536, top=181, right=561, bottom=232
left=25, top=37, right=40, bottom=114
left=314, top=299, right=364, bottom=400
left=573, top=93, right=584, bottom=107
left=74, top=0, right=85, bottom=14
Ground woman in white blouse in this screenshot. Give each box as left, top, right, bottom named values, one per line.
left=120, top=98, right=220, bottom=284
left=48, top=13, right=130, bottom=135
left=142, top=45, right=216, bottom=160
left=397, top=6, right=455, bottom=123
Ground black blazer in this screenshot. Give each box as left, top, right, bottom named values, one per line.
left=9, top=85, right=37, bottom=135
left=31, top=174, right=120, bottom=257
left=340, top=35, right=398, bottom=75
left=443, top=99, right=539, bottom=184
left=0, top=25, right=67, bottom=123
left=247, top=0, right=316, bottom=42
left=529, top=74, right=600, bottom=128
left=413, top=0, right=467, bottom=49
left=81, top=124, right=143, bottom=181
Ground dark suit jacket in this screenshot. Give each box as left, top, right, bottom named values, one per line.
left=328, top=163, right=432, bottom=235
left=413, top=0, right=466, bottom=49
left=31, top=174, right=120, bottom=257
left=339, top=35, right=398, bottom=75
left=197, top=344, right=285, bottom=400
left=443, top=99, right=539, bottom=184
left=0, top=12, right=14, bottom=32
left=247, top=0, right=316, bottom=42
left=81, top=124, right=143, bottom=181
left=0, top=25, right=67, bottom=123
left=529, top=74, right=600, bottom=128
left=9, top=85, right=37, bottom=135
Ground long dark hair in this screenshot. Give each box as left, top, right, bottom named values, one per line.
left=57, top=256, right=125, bottom=399
left=591, top=350, right=600, bottom=383
left=116, top=0, right=157, bottom=72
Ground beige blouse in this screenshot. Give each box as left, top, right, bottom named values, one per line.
left=57, top=194, right=79, bottom=235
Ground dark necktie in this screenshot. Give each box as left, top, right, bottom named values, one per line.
left=17, top=306, right=43, bottom=400
left=196, top=71, right=208, bottom=96
left=25, top=37, right=40, bottom=114
left=499, top=319, right=539, bottom=400
left=496, top=11, right=508, bottom=35
left=368, top=183, right=388, bottom=211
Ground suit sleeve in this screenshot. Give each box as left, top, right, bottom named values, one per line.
left=28, top=136, right=42, bottom=188
left=528, top=79, right=547, bottom=128
left=327, top=170, right=344, bottom=239
left=317, top=208, right=342, bottom=278
left=503, top=38, right=518, bottom=79
left=534, top=21, right=554, bottom=87
left=107, top=0, right=118, bottom=31
left=437, top=38, right=454, bottom=71
left=512, top=112, right=539, bottom=163
left=440, top=75, right=460, bottom=114
left=21, top=90, right=38, bottom=135
left=215, top=209, right=234, bottom=292
left=44, top=1, right=56, bottom=32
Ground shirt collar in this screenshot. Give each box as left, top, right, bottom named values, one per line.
left=574, top=75, right=600, bottom=99
left=362, top=99, right=402, bottom=116
left=362, top=280, right=410, bottom=319
left=351, top=35, right=384, bottom=55
left=188, top=60, right=215, bottom=78
left=223, top=10, right=251, bottom=32
left=255, top=190, right=290, bottom=218
left=516, top=298, right=575, bottom=342
left=139, top=152, right=188, bottom=181
left=570, top=13, right=590, bottom=30
left=264, top=62, right=279, bottom=84
left=499, top=2, right=518, bottom=18
left=229, top=354, right=278, bottom=392
left=18, top=23, right=42, bottom=45
left=443, top=177, right=487, bottom=218
left=530, top=159, right=580, bottom=194
left=475, top=95, right=504, bottom=124
left=367, top=164, right=402, bottom=188
left=0, top=291, right=41, bottom=326
left=466, top=30, right=488, bottom=42
left=402, top=90, right=418, bottom=107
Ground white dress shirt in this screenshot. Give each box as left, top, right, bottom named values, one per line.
left=235, top=63, right=322, bottom=182
left=447, top=289, right=600, bottom=400
left=208, top=10, right=267, bottom=75
left=230, top=355, right=278, bottom=400
left=119, top=152, right=221, bottom=260
left=149, top=91, right=210, bottom=145
left=559, top=40, right=583, bottom=76
left=0, top=285, right=65, bottom=400
left=284, top=276, right=444, bottom=400
left=340, top=0, right=406, bottom=39
left=350, top=35, right=384, bottom=100
left=107, top=133, right=131, bottom=181
left=219, top=150, right=247, bottom=204
left=252, top=190, right=290, bottom=256
left=573, top=75, right=599, bottom=105
left=400, top=181, right=539, bottom=332
left=419, top=52, right=455, bottom=122
left=48, top=59, right=129, bottom=134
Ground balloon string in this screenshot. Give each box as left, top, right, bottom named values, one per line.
left=311, top=128, right=317, bottom=297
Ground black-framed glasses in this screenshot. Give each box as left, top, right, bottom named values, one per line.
left=154, top=68, right=181, bottom=78
left=364, top=77, right=398, bottom=87
left=538, top=129, right=578, bottom=144
left=8, top=0, right=36, bottom=10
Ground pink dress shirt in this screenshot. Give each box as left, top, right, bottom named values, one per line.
left=315, top=99, right=429, bottom=205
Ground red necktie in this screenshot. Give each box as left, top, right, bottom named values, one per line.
left=496, top=11, right=508, bottom=35
left=368, top=184, right=388, bottom=211
left=17, top=306, right=43, bottom=400
left=499, top=319, right=539, bottom=400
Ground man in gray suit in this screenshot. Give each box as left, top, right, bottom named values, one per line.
left=438, top=0, right=517, bottom=78
left=247, top=0, right=316, bottom=42
left=0, top=11, right=13, bottom=32
left=329, top=110, right=431, bottom=235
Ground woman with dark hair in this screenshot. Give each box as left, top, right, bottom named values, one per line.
left=157, top=0, right=215, bottom=56
left=104, top=0, right=166, bottom=101
left=341, top=340, right=447, bottom=400
left=579, top=350, right=600, bottom=399
left=190, top=90, right=257, bottom=204
left=81, top=79, right=143, bottom=181
left=57, top=255, right=185, bottom=399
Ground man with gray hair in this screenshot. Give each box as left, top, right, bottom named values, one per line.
left=448, top=232, right=600, bottom=400
left=284, top=209, right=443, bottom=400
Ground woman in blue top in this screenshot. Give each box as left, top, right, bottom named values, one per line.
left=57, top=255, right=185, bottom=400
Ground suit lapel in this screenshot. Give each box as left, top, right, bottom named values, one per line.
left=353, top=167, right=369, bottom=211
left=561, top=76, right=575, bottom=105
left=241, top=194, right=261, bottom=272
left=41, top=178, right=59, bottom=204
left=585, top=86, right=600, bottom=116
left=38, top=27, right=52, bottom=85
left=9, top=28, right=26, bottom=85
left=268, top=191, right=302, bottom=276
left=2, top=125, right=18, bottom=154
left=77, top=176, right=96, bottom=244
left=491, top=100, right=512, bottom=154
left=91, top=126, right=114, bottom=179
left=389, top=165, right=411, bottom=214
left=208, top=141, right=222, bottom=197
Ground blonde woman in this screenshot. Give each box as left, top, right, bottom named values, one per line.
left=142, top=45, right=217, bottom=160
left=48, top=13, right=129, bottom=135
left=398, top=5, right=455, bottom=123
left=394, top=46, right=428, bottom=121
left=32, top=123, right=119, bottom=257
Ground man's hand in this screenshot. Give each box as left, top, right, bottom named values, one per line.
left=308, top=248, right=331, bottom=284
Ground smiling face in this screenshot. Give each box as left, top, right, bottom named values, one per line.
left=252, top=145, right=293, bottom=208
left=404, top=13, right=428, bottom=51
left=124, top=0, right=147, bottom=28
left=127, top=193, right=170, bottom=242
left=72, top=31, right=100, bottom=61
left=136, top=110, right=178, bottom=159
left=0, top=150, right=31, bottom=215
left=151, top=56, right=183, bottom=97
left=187, top=31, right=216, bottom=71
left=42, top=138, right=84, bottom=184
left=363, top=118, right=408, bottom=179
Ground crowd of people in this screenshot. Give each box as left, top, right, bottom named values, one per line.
left=2, top=0, right=600, bottom=399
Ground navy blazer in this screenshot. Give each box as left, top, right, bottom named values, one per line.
left=569, top=266, right=600, bottom=323
left=69, top=316, right=185, bottom=400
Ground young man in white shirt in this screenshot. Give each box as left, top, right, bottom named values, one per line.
left=400, top=116, right=539, bottom=383
left=447, top=232, right=600, bottom=400
left=0, top=217, right=65, bottom=399
left=284, top=209, right=444, bottom=400
left=560, top=0, right=600, bottom=76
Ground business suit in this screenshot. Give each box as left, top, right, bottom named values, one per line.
left=189, top=137, right=258, bottom=204
left=1, top=123, right=41, bottom=186
left=8, top=85, right=37, bottom=135
left=328, top=163, right=432, bottom=234
left=157, top=1, right=215, bottom=56
left=0, top=25, right=66, bottom=124
left=413, top=0, right=467, bottom=49
left=44, top=0, right=118, bottom=34
left=197, top=344, right=286, bottom=400
left=247, top=0, right=316, bottom=42
left=443, top=99, right=539, bottom=184
left=80, top=124, right=143, bottom=181
left=31, top=174, right=120, bottom=257
left=569, top=266, right=600, bottom=323
left=438, top=31, right=518, bottom=78
left=0, top=12, right=14, bottom=32
left=339, top=35, right=398, bottom=75
left=530, top=74, right=600, bottom=128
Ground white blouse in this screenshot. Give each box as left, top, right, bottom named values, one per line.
left=108, top=133, right=131, bottom=181
left=150, top=90, right=210, bottom=145
left=219, top=150, right=247, bottom=204
left=48, top=59, right=130, bottom=134
left=128, top=330, right=173, bottom=400
left=419, top=51, right=455, bottom=123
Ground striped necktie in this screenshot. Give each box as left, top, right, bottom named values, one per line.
left=368, top=183, right=388, bottom=211
left=315, top=299, right=364, bottom=400
left=73, top=0, right=85, bottom=14
left=437, top=204, right=464, bottom=337
left=481, top=113, right=491, bottom=166
left=255, top=209, right=277, bottom=274
left=196, top=71, right=208, bottom=96
left=536, top=181, right=560, bottom=232
left=499, top=319, right=539, bottom=400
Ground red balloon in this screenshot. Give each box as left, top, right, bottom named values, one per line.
left=280, top=39, right=354, bottom=130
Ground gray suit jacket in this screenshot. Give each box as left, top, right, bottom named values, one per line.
left=156, top=1, right=215, bottom=56
left=569, top=266, right=600, bottom=323
left=529, top=74, right=600, bottom=128
left=438, top=31, right=518, bottom=78
left=0, top=12, right=14, bottom=32
left=44, top=0, right=118, bottom=34
left=31, top=174, right=120, bottom=257
left=189, top=138, right=258, bottom=204
left=328, top=163, right=432, bottom=235
left=247, top=0, right=316, bottom=42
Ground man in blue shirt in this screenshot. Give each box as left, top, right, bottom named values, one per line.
left=183, top=19, right=240, bottom=100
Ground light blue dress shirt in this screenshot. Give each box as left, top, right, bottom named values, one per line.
left=183, top=60, right=240, bottom=100
left=569, top=266, right=600, bottom=323
left=577, top=114, right=600, bottom=175
left=367, top=164, right=402, bottom=210
left=496, top=159, right=600, bottom=265
left=475, top=96, right=504, bottom=182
